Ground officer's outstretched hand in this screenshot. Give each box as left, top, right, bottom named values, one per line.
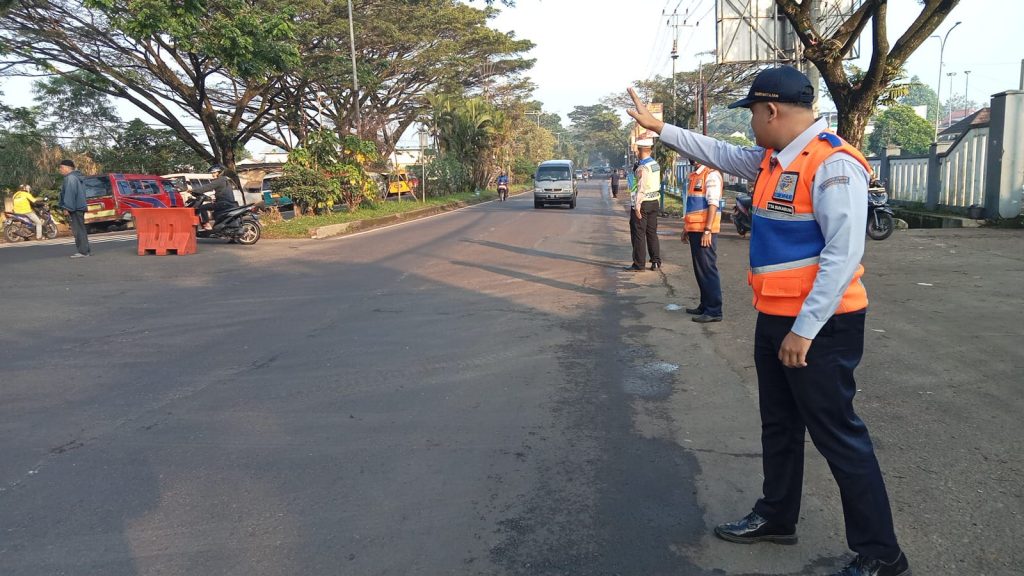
left=779, top=331, right=813, bottom=368
left=626, top=88, right=666, bottom=134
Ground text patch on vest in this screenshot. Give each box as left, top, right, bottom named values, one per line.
left=766, top=201, right=795, bottom=215
left=772, top=172, right=799, bottom=202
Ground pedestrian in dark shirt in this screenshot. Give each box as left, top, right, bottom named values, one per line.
left=59, top=159, right=90, bottom=258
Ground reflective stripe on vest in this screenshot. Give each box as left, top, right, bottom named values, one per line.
left=684, top=167, right=722, bottom=233
left=748, top=132, right=871, bottom=317
left=637, top=157, right=661, bottom=202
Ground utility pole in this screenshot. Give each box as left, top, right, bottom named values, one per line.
left=665, top=9, right=696, bottom=128
left=347, top=0, right=360, bottom=135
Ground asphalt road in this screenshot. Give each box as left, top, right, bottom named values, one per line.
left=1, top=182, right=1021, bottom=575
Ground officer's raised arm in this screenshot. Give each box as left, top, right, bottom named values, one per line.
left=626, top=87, right=762, bottom=181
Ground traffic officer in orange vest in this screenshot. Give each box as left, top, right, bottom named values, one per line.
left=627, top=66, right=909, bottom=576
left=682, top=159, right=724, bottom=322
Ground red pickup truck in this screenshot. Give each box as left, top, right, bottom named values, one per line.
left=82, top=173, right=185, bottom=232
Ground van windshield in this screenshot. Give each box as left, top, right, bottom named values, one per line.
left=536, top=167, right=571, bottom=181
left=83, top=177, right=112, bottom=198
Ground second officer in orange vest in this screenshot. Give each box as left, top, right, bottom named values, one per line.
left=626, top=66, right=909, bottom=576
left=682, top=159, right=724, bottom=322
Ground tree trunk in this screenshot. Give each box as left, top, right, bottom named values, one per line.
left=833, top=92, right=876, bottom=149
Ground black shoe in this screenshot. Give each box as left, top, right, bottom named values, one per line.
left=692, top=314, right=723, bottom=323
left=623, top=264, right=645, bottom=271
left=713, top=512, right=797, bottom=545
left=684, top=306, right=704, bottom=315
left=831, top=553, right=911, bottom=576
left=650, top=261, right=661, bottom=270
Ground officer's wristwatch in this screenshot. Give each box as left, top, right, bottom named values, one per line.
left=703, top=229, right=712, bottom=235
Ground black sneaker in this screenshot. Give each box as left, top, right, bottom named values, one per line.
left=831, top=553, right=911, bottom=576
left=623, top=264, right=645, bottom=271
left=684, top=306, right=704, bottom=315
left=713, top=511, right=797, bottom=545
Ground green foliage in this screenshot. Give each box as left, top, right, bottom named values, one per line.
left=898, top=77, right=940, bottom=124
left=428, top=94, right=504, bottom=190
left=272, top=129, right=380, bottom=215
left=99, top=119, right=208, bottom=173
left=567, top=104, right=625, bottom=167
left=867, top=105, right=934, bottom=157
left=427, top=153, right=474, bottom=196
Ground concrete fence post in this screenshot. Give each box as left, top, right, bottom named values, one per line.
left=926, top=143, right=941, bottom=210
left=984, top=90, right=1024, bottom=218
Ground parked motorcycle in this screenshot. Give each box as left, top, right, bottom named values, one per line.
left=867, top=180, right=895, bottom=241
left=732, top=192, right=752, bottom=238
left=3, top=200, right=58, bottom=242
left=186, top=193, right=262, bottom=245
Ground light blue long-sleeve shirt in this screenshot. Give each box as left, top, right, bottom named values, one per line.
left=660, top=119, right=868, bottom=339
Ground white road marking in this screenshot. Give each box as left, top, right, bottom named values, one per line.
left=0, top=233, right=136, bottom=249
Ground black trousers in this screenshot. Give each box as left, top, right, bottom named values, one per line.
left=687, top=232, right=722, bottom=317
left=752, top=310, right=900, bottom=561
left=68, top=210, right=91, bottom=255
left=629, top=200, right=660, bottom=267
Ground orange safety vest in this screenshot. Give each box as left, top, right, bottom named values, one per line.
left=683, top=166, right=722, bottom=233
left=747, top=132, right=870, bottom=317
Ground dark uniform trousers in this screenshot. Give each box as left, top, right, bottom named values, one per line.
left=752, top=310, right=900, bottom=562
left=686, top=231, right=722, bottom=317
left=630, top=199, right=661, bottom=267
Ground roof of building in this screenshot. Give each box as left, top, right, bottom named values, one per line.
left=939, top=107, right=990, bottom=139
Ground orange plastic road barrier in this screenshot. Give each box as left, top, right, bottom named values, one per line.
left=134, top=208, right=199, bottom=255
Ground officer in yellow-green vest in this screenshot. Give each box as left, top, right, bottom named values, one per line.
left=626, top=66, right=909, bottom=576
left=624, top=138, right=662, bottom=271
left=682, top=159, right=724, bottom=322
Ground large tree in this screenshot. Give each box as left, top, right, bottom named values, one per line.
left=776, top=0, right=960, bottom=147
left=899, top=75, right=940, bottom=124
left=1, top=0, right=299, bottom=174
left=867, top=104, right=934, bottom=157
left=251, top=0, right=534, bottom=159
left=567, top=104, right=625, bottom=167
left=32, top=71, right=121, bottom=155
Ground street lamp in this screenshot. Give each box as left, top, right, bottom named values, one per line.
left=946, top=71, right=957, bottom=128
left=931, top=20, right=961, bottom=142
left=963, top=70, right=972, bottom=111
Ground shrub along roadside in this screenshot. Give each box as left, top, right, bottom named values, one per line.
left=262, top=189, right=504, bottom=238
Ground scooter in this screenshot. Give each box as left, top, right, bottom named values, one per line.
left=732, top=193, right=752, bottom=238
left=497, top=183, right=509, bottom=202
left=3, top=200, right=59, bottom=242
left=186, top=193, right=262, bottom=245
left=867, top=180, right=895, bottom=241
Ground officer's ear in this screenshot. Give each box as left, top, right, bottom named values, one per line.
left=765, top=102, right=780, bottom=122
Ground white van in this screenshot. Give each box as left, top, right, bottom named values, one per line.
left=533, top=160, right=577, bottom=209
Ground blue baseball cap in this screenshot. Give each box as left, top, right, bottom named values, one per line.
left=728, top=65, right=815, bottom=109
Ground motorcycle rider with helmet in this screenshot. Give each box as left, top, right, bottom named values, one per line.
left=12, top=184, right=43, bottom=240
left=187, top=164, right=239, bottom=230
left=496, top=171, right=509, bottom=201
